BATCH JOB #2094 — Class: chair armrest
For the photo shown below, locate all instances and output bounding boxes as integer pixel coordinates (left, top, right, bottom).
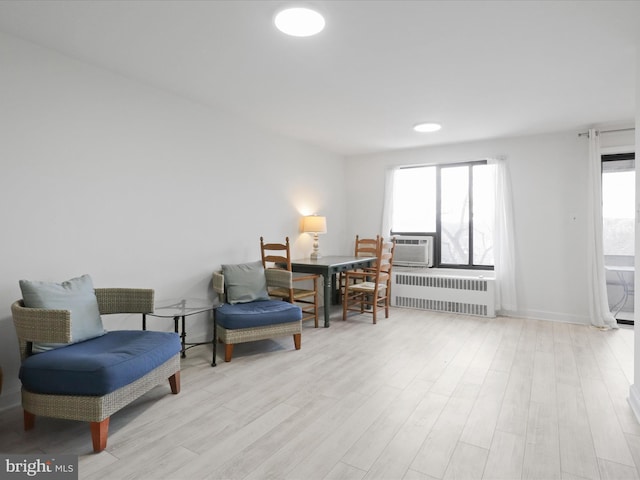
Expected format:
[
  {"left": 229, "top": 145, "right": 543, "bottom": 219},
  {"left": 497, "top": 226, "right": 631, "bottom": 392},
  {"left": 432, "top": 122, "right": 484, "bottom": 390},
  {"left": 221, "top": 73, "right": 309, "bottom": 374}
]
[
  {"left": 12, "top": 301, "right": 72, "bottom": 358},
  {"left": 212, "top": 271, "right": 225, "bottom": 302},
  {"left": 265, "top": 268, "right": 293, "bottom": 289},
  {"left": 95, "top": 288, "right": 154, "bottom": 315}
]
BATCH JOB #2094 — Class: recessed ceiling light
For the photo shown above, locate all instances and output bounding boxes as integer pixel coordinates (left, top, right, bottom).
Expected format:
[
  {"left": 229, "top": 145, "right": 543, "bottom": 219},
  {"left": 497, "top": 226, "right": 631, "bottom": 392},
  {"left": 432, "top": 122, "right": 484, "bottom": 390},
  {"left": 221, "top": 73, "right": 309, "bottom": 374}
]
[
  {"left": 274, "top": 7, "right": 325, "bottom": 37},
  {"left": 413, "top": 122, "right": 442, "bottom": 133}
]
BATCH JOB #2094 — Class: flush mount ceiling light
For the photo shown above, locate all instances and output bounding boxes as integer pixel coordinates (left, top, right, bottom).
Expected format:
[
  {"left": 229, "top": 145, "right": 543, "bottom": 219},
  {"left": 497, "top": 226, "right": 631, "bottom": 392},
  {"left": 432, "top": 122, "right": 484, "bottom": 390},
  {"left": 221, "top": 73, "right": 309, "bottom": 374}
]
[
  {"left": 413, "top": 122, "right": 442, "bottom": 133},
  {"left": 274, "top": 7, "right": 325, "bottom": 37}
]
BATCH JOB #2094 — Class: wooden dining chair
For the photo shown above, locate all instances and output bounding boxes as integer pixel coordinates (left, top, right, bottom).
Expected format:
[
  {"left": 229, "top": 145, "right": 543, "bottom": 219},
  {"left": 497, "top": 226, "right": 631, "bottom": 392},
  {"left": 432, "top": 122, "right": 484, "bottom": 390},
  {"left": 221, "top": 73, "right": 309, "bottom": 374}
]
[
  {"left": 342, "top": 238, "right": 396, "bottom": 324},
  {"left": 260, "top": 237, "right": 321, "bottom": 327},
  {"left": 339, "top": 235, "right": 381, "bottom": 298}
]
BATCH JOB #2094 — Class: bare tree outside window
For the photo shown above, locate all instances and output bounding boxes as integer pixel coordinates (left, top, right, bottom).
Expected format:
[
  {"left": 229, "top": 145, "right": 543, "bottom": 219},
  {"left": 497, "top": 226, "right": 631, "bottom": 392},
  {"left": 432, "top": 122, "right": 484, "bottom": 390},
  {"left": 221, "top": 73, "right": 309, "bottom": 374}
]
[{"left": 441, "top": 166, "right": 469, "bottom": 264}]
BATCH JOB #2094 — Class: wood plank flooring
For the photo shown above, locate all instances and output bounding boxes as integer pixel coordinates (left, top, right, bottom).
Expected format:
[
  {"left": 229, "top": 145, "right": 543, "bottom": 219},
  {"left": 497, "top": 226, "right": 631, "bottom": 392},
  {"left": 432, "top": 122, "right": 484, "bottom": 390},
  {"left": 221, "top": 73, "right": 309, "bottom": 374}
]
[{"left": 0, "top": 307, "right": 639, "bottom": 480}]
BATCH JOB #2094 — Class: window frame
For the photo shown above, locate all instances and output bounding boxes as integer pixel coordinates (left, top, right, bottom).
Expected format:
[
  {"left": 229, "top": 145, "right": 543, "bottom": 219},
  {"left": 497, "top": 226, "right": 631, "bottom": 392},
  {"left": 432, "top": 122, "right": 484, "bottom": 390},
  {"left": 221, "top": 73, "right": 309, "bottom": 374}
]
[
  {"left": 390, "top": 159, "right": 494, "bottom": 270},
  {"left": 601, "top": 152, "right": 635, "bottom": 257},
  {"left": 601, "top": 152, "right": 635, "bottom": 165}
]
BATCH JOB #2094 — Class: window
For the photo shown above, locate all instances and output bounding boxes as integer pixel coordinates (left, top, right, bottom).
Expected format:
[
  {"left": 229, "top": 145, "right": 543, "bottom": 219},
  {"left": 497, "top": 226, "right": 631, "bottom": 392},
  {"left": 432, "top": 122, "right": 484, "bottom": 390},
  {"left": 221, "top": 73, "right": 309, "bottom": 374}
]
[
  {"left": 601, "top": 152, "right": 635, "bottom": 324},
  {"left": 390, "top": 161, "right": 495, "bottom": 269},
  {"left": 602, "top": 153, "right": 635, "bottom": 256}
]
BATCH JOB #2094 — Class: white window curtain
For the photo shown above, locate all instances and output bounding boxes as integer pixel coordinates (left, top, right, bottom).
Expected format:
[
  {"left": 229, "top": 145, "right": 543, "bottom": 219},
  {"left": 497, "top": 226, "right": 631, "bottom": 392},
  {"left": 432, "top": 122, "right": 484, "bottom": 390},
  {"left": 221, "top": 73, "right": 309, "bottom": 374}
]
[
  {"left": 586, "top": 128, "right": 618, "bottom": 329},
  {"left": 489, "top": 157, "right": 518, "bottom": 314},
  {"left": 381, "top": 167, "right": 398, "bottom": 238}
]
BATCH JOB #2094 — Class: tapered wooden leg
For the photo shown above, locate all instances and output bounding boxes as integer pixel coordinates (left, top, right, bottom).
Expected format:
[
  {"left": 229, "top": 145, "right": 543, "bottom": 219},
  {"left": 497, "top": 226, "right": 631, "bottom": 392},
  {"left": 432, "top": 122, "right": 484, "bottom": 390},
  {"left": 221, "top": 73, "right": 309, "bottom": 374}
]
[
  {"left": 314, "top": 296, "right": 319, "bottom": 328},
  {"left": 225, "top": 343, "right": 234, "bottom": 362},
  {"left": 24, "top": 410, "right": 35, "bottom": 430},
  {"left": 169, "top": 371, "right": 180, "bottom": 394},
  {"left": 90, "top": 418, "right": 109, "bottom": 453},
  {"left": 293, "top": 333, "right": 301, "bottom": 350},
  {"left": 343, "top": 291, "right": 348, "bottom": 321}
]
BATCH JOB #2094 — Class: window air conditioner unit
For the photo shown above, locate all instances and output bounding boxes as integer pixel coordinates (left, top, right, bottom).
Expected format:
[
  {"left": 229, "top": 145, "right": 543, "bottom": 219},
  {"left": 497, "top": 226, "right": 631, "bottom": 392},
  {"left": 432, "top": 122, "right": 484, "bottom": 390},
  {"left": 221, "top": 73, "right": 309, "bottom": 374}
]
[{"left": 393, "top": 236, "right": 434, "bottom": 267}]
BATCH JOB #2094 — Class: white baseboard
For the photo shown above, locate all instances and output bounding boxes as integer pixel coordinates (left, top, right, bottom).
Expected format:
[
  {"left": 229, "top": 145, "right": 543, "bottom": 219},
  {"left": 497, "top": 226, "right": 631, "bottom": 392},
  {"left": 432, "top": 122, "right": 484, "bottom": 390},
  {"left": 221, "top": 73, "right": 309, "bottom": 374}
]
[{"left": 501, "top": 308, "right": 589, "bottom": 325}]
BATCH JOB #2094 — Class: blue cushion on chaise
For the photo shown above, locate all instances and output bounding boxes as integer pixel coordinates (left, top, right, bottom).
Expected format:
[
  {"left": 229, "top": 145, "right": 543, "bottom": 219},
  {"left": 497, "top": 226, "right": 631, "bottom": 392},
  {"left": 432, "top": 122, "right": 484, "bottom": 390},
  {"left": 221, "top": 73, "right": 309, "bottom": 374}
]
[
  {"left": 216, "top": 300, "right": 301, "bottom": 329},
  {"left": 20, "top": 330, "right": 181, "bottom": 396}
]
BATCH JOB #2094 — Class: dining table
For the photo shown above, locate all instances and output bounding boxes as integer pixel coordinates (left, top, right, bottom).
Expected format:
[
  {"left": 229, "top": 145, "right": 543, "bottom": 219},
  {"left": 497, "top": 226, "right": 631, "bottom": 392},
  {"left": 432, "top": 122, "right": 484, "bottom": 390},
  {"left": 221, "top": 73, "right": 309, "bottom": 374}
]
[{"left": 288, "top": 255, "right": 376, "bottom": 327}]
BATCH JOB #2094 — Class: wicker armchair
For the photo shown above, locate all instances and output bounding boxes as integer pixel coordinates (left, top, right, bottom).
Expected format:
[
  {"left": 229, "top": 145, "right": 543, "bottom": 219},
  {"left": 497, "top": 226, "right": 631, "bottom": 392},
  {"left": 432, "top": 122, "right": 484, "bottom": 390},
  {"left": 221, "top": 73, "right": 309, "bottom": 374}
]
[
  {"left": 11, "top": 288, "right": 181, "bottom": 453},
  {"left": 213, "top": 268, "right": 302, "bottom": 362}
]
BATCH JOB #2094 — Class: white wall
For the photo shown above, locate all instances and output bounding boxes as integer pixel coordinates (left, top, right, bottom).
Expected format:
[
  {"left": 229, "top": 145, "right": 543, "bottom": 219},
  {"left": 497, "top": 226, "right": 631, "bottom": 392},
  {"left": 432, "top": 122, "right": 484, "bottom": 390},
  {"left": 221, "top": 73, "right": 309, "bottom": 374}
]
[
  {"left": 0, "top": 32, "right": 346, "bottom": 409},
  {"left": 345, "top": 131, "right": 599, "bottom": 324}
]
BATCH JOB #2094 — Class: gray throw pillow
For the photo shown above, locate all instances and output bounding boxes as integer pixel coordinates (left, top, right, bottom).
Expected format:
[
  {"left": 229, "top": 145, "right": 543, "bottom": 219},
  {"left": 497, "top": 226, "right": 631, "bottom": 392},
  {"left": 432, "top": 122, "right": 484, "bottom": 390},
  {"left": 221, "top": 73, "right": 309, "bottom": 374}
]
[
  {"left": 19, "top": 274, "right": 106, "bottom": 352},
  {"left": 221, "top": 261, "right": 271, "bottom": 304}
]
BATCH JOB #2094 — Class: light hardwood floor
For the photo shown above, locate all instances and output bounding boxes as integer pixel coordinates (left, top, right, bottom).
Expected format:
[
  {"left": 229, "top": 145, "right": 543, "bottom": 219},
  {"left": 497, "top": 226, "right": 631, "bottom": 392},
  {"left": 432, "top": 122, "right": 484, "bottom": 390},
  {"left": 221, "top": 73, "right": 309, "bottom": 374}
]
[{"left": 1, "top": 307, "right": 639, "bottom": 480}]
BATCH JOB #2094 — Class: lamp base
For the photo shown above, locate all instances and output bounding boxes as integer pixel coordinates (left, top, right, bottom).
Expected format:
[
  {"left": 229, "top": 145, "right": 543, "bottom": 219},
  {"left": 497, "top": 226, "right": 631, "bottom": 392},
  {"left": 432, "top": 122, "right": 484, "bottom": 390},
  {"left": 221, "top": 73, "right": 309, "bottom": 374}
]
[{"left": 310, "top": 233, "right": 321, "bottom": 260}]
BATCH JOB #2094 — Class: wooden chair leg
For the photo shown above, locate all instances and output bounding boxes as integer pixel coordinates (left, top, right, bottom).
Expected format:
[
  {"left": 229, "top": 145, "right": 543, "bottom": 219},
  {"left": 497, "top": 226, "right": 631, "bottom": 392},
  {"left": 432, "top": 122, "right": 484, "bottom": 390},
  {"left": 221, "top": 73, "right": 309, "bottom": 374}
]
[
  {"left": 169, "top": 371, "right": 180, "bottom": 394},
  {"left": 224, "top": 343, "right": 234, "bottom": 362},
  {"left": 90, "top": 418, "right": 109, "bottom": 453},
  {"left": 342, "top": 291, "right": 348, "bottom": 321},
  {"left": 24, "top": 410, "right": 35, "bottom": 430},
  {"left": 293, "top": 333, "right": 301, "bottom": 350}
]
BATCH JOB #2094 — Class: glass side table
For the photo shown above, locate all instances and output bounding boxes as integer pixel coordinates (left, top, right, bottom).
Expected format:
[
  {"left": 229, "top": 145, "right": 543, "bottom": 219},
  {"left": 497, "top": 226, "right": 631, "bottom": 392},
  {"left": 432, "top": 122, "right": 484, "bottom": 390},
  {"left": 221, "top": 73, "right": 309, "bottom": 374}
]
[{"left": 144, "top": 298, "right": 220, "bottom": 366}]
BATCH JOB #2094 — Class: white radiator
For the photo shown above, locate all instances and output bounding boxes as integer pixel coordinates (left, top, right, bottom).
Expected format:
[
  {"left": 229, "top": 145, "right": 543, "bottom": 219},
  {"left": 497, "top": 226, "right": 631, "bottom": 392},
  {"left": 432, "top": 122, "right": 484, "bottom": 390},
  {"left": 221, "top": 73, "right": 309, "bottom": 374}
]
[{"left": 391, "top": 271, "right": 496, "bottom": 317}]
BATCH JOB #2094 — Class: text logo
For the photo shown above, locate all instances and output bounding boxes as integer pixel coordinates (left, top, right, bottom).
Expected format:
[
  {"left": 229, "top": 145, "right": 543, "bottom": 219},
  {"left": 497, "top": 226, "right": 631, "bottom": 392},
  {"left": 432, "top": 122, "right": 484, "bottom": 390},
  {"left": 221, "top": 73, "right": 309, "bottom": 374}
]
[{"left": 1, "top": 455, "right": 77, "bottom": 480}]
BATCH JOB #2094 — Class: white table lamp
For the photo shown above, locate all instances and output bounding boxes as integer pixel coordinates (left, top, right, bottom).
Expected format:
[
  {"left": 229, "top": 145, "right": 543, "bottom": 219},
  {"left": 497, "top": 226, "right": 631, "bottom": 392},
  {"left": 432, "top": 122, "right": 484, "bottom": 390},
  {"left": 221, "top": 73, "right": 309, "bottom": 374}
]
[{"left": 302, "top": 215, "right": 327, "bottom": 260}]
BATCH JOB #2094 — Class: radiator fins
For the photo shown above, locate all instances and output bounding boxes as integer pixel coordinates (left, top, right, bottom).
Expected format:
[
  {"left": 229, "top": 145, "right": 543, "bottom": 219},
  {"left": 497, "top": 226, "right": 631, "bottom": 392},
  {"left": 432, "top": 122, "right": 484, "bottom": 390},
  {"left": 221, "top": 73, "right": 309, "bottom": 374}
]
[
  {"left": 394, "top": 274, "right": 488, "bottom": 291},
  {"left": 394, "top": 296, "right": 488, "bottom": 316},
  {"left": 391, "top": 273, "right": 495, "bottom": 317}
]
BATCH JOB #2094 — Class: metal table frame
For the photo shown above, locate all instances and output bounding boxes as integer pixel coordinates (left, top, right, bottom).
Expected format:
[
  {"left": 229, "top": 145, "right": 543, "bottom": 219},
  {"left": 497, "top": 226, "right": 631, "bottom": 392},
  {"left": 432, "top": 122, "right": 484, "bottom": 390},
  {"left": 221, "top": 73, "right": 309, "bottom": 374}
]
[{"left": 144, "top": 298, "right": 220, "bottom": 366}]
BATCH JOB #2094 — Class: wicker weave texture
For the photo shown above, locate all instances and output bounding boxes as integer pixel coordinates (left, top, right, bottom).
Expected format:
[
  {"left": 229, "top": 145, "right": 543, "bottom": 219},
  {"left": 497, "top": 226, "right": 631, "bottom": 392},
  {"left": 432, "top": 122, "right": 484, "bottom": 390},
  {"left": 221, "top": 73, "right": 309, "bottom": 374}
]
[
  {"left": 264, "top": 269, "right": 293, "bottom": 289},
  {"left": 213, "top": 269, "right": 294, "bottom": 297},
  {"left": 212, "top": 272, "right": 225, "bottom": 300},
  {"left": 217, "top": 321, "right": 301, "bottom": 345},
  {"left": 95, "top": 288, "right": 154, "bottom": 315},
  {"left": 12, "top": 288, "right": 154, "bottom": 359},
  {"left": 21, "top": 355, "right": 180, "bottom": 422},
  {"left": 11, "top": 301, "right": 72, "bottom": 359}
]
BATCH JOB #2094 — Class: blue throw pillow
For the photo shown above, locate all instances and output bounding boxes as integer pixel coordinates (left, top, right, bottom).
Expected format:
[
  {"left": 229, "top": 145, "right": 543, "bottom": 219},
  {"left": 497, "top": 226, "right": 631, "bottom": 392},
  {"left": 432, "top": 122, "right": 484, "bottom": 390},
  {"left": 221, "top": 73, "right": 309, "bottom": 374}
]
[
  {"left": 19, "top": 274, "right": 106, "bottom": 352},
  {"left": 221, "top": 261, "right": 271, "bottom": 304}
]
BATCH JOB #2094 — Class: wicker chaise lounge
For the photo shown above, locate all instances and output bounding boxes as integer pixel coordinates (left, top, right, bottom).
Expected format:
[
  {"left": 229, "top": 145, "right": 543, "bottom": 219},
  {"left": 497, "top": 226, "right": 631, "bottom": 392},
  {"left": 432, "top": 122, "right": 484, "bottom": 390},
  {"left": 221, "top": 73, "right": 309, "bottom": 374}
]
[{"left": 12, "top": 282, "right": 181, "bottom": 453}]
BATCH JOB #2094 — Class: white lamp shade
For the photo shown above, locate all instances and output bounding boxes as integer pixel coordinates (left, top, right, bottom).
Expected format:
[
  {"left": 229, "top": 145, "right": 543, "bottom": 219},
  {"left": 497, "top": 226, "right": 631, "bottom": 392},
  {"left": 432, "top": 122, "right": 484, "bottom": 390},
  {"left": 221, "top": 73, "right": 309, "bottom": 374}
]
[{"left": 302, "top": 215, "right": 327, "bottom": 234}]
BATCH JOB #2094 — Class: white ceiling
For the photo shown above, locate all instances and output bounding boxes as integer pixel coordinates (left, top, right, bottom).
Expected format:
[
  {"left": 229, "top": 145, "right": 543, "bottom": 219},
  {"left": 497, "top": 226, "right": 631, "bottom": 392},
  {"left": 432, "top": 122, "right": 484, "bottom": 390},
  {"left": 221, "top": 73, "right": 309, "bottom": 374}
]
[{"left": 0, "top": 0, "right": 638, "bottom": 156}]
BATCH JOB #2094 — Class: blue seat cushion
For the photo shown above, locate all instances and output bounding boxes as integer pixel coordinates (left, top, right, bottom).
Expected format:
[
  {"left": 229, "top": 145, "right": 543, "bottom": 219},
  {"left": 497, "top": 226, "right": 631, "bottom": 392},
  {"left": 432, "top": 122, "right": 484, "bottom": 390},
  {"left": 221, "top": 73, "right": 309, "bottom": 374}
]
[
  {"left": 19, "top": 330, "right": 181, "bottom": 396},
  {"left": 216, "top": 300, "right": 301, "bottom": 329}
]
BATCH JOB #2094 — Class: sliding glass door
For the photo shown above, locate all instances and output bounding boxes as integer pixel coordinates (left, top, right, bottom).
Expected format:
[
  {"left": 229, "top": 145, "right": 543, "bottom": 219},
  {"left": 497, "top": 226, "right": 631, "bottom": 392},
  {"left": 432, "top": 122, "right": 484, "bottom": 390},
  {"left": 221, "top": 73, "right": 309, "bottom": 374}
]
[{"left": 602, "top": 153, "right": 635, "bottom": 324}]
